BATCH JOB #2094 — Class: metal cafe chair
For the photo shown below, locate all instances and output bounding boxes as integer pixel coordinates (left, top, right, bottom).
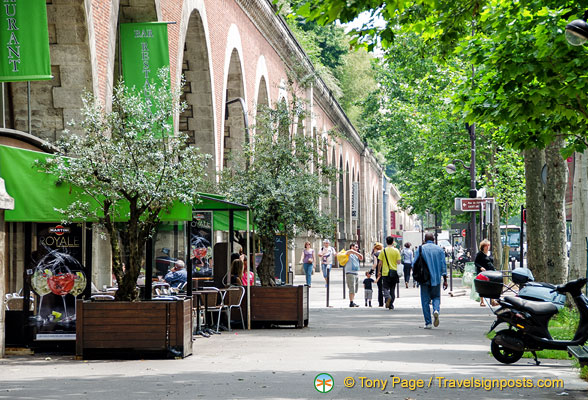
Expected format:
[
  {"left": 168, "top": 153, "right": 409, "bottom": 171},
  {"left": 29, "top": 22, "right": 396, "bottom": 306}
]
[
  {"left": 224, "top": 286, "right": 245, "bottom": 331},
  {"left": 202, "top": 287, "right": 226, "bottom": 333}
]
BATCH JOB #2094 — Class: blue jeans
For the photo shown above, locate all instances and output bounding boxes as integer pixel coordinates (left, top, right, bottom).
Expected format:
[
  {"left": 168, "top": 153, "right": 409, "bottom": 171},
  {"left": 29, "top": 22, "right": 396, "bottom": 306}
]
[
  {"left": 303, "top": 263, "right": 313, "bottom": 286},
  {"left": 420, "top": 284, "right": 441, "bottom": 325},
  {"left": 321, "top": 263, "right": 331, "bottom": 278}
]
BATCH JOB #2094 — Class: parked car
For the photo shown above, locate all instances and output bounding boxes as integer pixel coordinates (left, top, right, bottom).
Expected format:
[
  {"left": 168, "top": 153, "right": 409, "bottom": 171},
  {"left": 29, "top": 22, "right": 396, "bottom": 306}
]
[{"left": 438, "top": 239, "right": 453, "bottom": 255}]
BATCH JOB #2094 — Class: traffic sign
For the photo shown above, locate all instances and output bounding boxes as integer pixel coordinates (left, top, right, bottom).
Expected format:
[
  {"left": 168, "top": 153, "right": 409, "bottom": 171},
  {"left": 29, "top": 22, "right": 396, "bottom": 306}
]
[
  {"left": 461, "top": 229, "right": 466, "bottom": 237},
  {"left": 454, "top": 197, "right": 494, "bottom": 212}
]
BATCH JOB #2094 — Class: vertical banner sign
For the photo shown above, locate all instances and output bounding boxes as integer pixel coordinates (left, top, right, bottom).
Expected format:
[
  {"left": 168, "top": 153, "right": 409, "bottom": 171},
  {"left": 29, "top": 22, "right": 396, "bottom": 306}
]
[
  {"left": 32, "top": 223, "right": 86, "bottom": 340},
  {"left": 390, "top": 211, "right": 396, "bottom": 231},
  {"left": 190, "top": 211, "right": 213, "bottom": 277},
  {"left": 0, "top": 0, "right": 52, "bottom": 81},
  {"left": 119, "top": 22, "right": 170, "bottom": 94},
  {"left": 351, "top": 181, "right": 359, "bottom": 220}
]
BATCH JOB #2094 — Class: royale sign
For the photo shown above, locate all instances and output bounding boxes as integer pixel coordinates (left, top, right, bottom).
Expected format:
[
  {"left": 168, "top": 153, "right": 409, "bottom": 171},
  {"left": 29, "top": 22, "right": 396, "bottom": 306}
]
[{"left": 0, "top": 0, "right": 51, "bottom": 82}]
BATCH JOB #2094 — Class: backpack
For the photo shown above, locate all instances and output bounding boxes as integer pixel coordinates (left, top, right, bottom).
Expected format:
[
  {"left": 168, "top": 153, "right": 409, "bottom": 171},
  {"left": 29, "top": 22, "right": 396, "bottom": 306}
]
[
  {"left": 412, "top": 246, "right": 431, "bottom": 285},
  {"left": 402, "top": 249, "right": 411, "bottom": 263}
]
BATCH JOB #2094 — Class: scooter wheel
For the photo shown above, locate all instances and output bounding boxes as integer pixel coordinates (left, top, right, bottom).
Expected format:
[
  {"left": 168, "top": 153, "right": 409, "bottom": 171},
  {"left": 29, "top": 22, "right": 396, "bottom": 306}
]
[{"left": 491, "top": 333, "right": 524, "bottom": 364}]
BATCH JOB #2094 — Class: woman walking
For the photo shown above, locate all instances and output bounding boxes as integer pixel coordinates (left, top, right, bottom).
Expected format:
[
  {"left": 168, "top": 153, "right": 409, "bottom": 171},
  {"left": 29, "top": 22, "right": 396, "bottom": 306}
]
[
  {"left": 401, "top": 242, "right": 414, "bottom": 288},
  {"left": 474, "top": 239, "right": 496, "bottom": 306},
  {"left": 300, "top": 241, "right": 315, "bottom": 287}
]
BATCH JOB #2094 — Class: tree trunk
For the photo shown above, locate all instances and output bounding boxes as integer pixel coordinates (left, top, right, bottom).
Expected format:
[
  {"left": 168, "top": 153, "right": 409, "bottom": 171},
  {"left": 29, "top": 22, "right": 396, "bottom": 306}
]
[
  {"left": 544, "top": 138, "right": 568, "bottom": 284},
  {"left": 570, "top": 152, "right": 588, "bottom": 280},
  {"left": 524, "top": 147, "right": 547, "bottom": 281},
  {"left": 258, "top": 235, "right": 276, "bottom": 286}
]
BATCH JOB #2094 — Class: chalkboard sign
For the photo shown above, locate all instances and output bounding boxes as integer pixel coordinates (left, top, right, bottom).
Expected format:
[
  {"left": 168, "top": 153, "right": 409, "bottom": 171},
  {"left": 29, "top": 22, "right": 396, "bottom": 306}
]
[{"left": 274, "top": 234, "right": 287, "bottom": 284}]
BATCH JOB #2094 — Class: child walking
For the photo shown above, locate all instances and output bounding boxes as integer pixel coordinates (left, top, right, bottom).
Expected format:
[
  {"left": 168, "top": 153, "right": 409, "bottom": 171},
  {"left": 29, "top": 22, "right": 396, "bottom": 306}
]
[{"left": 363, "top": 271, "right": 375, "bottom": 307}]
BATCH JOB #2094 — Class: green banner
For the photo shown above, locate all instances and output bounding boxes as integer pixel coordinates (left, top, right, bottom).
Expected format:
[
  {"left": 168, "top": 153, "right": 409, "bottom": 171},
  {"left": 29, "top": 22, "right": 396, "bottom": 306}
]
[
  {"left": 120, "top": 22, "right": 170, "bottom": 94},
  {"left": 0, "top": 0, "right": 52, "bottom": 82}
]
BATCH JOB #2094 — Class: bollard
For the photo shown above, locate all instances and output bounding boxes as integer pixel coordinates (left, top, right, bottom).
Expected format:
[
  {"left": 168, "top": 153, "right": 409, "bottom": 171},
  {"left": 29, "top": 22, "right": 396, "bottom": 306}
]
[{"left": 326, "top": 266, "right": 330, "bottom": 307}]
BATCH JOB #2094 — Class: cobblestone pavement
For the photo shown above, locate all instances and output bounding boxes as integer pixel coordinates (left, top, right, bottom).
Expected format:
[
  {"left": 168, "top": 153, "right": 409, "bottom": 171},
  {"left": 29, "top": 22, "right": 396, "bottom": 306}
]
[{"left": 0, "top": 266, "right": 587, "bottom": 399}]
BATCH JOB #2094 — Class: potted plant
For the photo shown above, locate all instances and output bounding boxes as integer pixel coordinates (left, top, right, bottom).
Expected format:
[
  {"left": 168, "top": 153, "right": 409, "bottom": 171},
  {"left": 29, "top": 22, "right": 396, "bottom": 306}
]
[
  {"left": 219, "top": 75, "right": 336, "bottom": 326},
  {"left": 41, "top": 70, "right": 209, "bottom": 357}
]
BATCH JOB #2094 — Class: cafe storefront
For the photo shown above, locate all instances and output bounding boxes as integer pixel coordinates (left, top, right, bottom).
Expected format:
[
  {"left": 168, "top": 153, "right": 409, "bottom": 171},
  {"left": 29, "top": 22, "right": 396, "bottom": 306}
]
[{"left": 0, "top": 133, "right": 253, "bottom": 354}]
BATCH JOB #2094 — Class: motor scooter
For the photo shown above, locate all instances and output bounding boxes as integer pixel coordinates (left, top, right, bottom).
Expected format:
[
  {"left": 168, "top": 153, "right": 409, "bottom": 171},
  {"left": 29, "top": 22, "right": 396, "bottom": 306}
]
[{"left": 476, "top": 276, "right": 588, "bottom": 365}]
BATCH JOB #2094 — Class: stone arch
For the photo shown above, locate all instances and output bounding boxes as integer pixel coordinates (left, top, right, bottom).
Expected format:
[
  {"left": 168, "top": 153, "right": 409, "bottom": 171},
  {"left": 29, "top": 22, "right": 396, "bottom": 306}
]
[
  {"left": 338, "top": 154, "right": 345, "bottom": 240},
  {"left": 221, "top": 25, "right": 246, "bottom": 170},
  {"left": 330, "top": 147, "right": 337, "bottom": 217},
  {"left": 254, "top": 56, "right": 270, "bottom": 110},
  {"left": 179, "top": 6, "right": 216, "bottom": 179},
  {"left": 113, "top": 0, "right": 159, "bottom": 84},
  {"left": 1, "top": 1, "right": 93, "bottom": 142}
]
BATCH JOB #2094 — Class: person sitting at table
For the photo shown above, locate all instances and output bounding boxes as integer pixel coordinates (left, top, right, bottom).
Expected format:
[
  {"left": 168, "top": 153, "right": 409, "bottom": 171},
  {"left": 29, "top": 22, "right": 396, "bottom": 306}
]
[
  {"left": 230, "top": 259, "right": 244, "bottom": 286},
  {"left": 164, "top": 259, "right": 187, "bottom": 288}
]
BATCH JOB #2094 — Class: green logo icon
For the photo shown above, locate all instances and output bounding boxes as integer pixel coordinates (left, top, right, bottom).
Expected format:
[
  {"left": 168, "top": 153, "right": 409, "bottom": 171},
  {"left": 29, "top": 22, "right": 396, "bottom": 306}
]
[{"left": 314, "top": 373, "right": 334, "bottom": 393}]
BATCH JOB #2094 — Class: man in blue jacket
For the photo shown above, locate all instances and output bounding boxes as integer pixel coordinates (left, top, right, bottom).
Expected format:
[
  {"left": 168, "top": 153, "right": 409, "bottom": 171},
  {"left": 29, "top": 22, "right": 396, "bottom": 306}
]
[{"left": 413, "top": 233, "right": 448, "bottom": 329}]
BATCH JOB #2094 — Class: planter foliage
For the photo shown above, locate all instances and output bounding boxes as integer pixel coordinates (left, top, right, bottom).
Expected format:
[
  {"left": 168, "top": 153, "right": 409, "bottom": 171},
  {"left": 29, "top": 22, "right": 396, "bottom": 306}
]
[
  {"left": 40, "top": 70, "right": 210, "bottom": 300},
  {"left": 220, "top": 76, "right": 337, "bottom": 285}
]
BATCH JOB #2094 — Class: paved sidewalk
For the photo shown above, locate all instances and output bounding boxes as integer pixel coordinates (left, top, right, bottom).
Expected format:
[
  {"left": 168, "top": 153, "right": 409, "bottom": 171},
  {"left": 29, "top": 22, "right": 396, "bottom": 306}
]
[{"left": 0, "top": 267, "right": 587, "bottom": 399}]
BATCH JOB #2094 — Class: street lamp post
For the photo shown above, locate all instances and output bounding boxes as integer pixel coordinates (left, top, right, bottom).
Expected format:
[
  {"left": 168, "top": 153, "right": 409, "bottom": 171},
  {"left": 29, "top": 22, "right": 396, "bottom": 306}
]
[
  {"left": 565, "top": 11, "right": 588, "bottom": 46},
  {"left": 445, "top": 123, "right": 477, "bottom": 255}
]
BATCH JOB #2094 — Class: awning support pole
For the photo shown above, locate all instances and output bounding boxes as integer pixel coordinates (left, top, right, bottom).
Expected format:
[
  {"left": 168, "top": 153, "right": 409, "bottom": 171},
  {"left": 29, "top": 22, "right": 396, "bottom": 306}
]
[{"left": 246, "top": 210, "right": 251, "bottom": 330}]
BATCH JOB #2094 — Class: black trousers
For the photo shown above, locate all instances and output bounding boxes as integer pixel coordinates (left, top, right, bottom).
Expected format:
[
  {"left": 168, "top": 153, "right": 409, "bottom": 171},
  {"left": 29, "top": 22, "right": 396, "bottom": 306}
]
[
  {"left": 377, "top": 278, "right": 384, "bottom": 306},
  {"left": 383, "top": 275, "right": 398, "bottom": 306}
]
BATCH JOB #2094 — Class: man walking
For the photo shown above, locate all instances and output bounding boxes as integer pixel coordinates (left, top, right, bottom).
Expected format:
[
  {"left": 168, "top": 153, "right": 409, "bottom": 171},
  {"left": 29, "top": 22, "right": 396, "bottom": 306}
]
[
  {"left": 345, "top": 243, "right": 363, "bottom": 307},
  {"left": 377, "top": 236, "right": 401, "bottom": 310},
  {"left": 318, "top": 239, "right": 336, "bottom": 287},
  {"left": 414, "top": 233, "right": 448, "bottom": 329}
]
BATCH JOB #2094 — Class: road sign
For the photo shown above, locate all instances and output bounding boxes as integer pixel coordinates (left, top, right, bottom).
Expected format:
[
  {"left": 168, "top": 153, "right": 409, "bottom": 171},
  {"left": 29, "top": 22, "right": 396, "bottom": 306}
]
[
  {"left": 461, "top": 229, "right": 466, "bottom": 237},
  {"left": 454, "top": 197, "right": 494, "bottom": 212}
]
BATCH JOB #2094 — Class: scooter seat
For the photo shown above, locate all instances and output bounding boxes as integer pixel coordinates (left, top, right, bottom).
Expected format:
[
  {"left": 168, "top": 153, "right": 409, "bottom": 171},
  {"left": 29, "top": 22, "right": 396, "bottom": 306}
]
[{"left": 503, "top": 296, "right": 559, "bottom": 316}]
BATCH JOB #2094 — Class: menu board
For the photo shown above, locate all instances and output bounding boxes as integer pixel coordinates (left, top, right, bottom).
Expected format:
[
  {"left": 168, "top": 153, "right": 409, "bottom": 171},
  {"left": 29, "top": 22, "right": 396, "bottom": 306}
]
[
  {"left": 31, "top": 223, "right": 86, "bottom": 340},
  {"left": 274, "top": 235, "right": 287, "bottom": 284}
]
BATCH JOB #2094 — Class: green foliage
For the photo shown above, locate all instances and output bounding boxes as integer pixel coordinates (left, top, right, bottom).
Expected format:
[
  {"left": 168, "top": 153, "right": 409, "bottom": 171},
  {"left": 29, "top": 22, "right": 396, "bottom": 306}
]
[
  {"left": 218, "top": 82, "right": 337, "bottom": 285},
  {"left": 522, "top": 306, "right": 579, "bottom": 360},
  {"left": 297, "top": 0, "right": 588, "bottom": 153},
  {"left": 284, "top": 1, "right": 378, "bottom": 126},
  {"left": 40, "top": 71, "right": 210, "bottom": 300}
]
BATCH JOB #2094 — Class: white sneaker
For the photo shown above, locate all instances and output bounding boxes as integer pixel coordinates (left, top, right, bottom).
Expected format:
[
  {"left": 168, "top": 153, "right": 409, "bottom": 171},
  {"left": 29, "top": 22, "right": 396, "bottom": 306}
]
[
  {"left": 422, "top": 324, "right": 432, "bottom": 329},
  {"left": 433, "top": 311, "right": 440, "bottom": 327}
]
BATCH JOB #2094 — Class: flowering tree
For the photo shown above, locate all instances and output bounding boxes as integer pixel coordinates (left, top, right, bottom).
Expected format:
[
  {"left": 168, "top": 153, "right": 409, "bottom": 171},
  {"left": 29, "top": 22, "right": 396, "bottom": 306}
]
[{"left": 40, "top": 71, "right": 210, "bottom": 300}]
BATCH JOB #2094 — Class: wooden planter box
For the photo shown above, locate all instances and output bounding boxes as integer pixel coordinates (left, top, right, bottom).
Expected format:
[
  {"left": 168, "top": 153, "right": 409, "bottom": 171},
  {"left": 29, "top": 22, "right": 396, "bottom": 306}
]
[
  {"left": 249, "top": 285, "right": 308, "bottom": 328},
  {"left": 76, "top": 298, "right": 192, "bottom": 359}
]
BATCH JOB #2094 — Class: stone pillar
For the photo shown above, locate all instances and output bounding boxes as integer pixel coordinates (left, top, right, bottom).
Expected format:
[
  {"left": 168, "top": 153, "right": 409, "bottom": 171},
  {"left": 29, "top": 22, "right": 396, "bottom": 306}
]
[{"left": 0, "top": 177, "right": 15, "bottom": 358}]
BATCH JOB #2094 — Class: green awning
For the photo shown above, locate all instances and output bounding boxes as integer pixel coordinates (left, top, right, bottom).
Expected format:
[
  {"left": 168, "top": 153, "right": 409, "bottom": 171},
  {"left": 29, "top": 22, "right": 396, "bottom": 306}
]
[
  {"left": 0, "top": 144, "right": 191, "bottom": 222},
  {"left": 213, "top": 210, "right": 250, "bottom": 231}
]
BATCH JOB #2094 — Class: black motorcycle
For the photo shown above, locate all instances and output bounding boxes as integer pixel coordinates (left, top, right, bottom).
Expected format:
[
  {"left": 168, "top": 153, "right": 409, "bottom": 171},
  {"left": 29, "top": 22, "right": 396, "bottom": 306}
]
[
  {"left": 476, "top": 276, "right": 588, "bottom": 365},
  {"left": 453, "top": 250, "right": 471, "bottom": 273}
]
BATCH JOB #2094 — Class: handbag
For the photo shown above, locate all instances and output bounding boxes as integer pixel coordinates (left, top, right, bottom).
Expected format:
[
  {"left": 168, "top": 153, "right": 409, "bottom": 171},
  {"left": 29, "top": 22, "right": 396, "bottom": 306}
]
[{"left": 413, "top": 245, "right": 431, "bottom": 285}]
